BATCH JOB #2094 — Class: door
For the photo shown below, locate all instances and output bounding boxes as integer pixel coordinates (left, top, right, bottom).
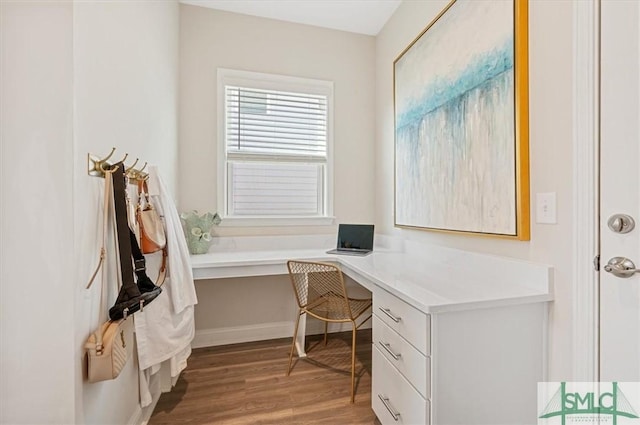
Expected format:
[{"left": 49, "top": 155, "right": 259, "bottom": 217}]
[{"left": 600, "top": 0, "right": 640, "bottom": 381}]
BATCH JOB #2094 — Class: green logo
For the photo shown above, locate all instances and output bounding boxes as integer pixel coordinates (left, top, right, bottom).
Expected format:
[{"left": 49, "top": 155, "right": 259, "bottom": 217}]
[{"left": 539, "top": 382, "right": 639, "bottom": 425}]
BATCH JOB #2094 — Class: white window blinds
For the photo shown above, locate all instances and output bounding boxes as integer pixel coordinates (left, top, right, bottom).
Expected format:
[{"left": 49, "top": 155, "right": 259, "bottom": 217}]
[
  {"left": 220, "top": 71, "right": 332, "bottom": 219},
  {"left": 225, "top": 86, "right": 328, "bottom": 160},
  {"left": 227, "top": 161, "right": 322, "bottom": 216}
]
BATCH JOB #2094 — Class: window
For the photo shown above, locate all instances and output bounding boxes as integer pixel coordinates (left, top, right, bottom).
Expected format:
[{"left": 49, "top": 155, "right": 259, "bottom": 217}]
[{"left": 217, "top": 69, "right": 334, "bottom": 226}]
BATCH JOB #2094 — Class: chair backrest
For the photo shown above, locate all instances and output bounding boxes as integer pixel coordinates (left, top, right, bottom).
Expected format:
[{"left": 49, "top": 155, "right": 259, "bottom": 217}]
[{"left": 287, "top": 260, "right": 352, "bottom": 320}]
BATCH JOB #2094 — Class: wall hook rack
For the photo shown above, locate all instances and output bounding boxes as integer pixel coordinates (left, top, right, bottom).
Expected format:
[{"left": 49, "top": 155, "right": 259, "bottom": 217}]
[{"left": 88, "top": 148, "right": 149, "bottom": 181}]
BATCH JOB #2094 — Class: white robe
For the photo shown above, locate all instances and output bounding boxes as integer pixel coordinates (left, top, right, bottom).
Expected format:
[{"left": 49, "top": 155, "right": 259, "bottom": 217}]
[{"left": 133, "top": 166, "right": 197, "bottom": 407}]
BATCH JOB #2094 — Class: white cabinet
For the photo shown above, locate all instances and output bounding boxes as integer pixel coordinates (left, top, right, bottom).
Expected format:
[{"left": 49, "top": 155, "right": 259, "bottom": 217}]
[
  {"left": 372, "top": 347, "right": 429, "bottom": 425},
  {"left": 373, "top": 286, "right": 430, "bottom": 355},
  {"left": 372, "top": 288, "right": 431, "bottom": 424},
  {"left": 373, "top": 316, "right": 430, "bottom": 398},
  {"left": 371, "top": 287, "right": 547, "bottom": 425}
]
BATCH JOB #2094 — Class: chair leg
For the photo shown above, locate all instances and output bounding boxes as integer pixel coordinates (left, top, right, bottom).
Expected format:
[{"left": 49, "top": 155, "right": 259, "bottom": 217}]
[
  {"left": 323, "top": 321, "right": 328, "bottom": 346},
  {"left": 287, "top": 311, "right": 302, "bottom": 376},
  {"left": 350, "top": 322, "right": 357, "bottom": 403}
]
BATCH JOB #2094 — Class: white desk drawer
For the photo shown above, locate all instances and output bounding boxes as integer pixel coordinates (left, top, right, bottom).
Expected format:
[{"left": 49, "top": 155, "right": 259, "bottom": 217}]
[
  {"left": 374, "top": 288, "right": 430, "bottom": 355},
  {"left": 372, "top": 346, "right": 429, "bottom": 425},
  {"left": 373, "top": 315, "right": 430, "bottom": 399}
]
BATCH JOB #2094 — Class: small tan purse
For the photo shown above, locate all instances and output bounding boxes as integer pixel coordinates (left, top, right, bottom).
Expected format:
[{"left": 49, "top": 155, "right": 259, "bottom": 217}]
[
  {"left": 84, "top": 169, "right": 133, "bottom": 383},
  {"left": 137, "top": 179, "right": 166, "bottom": 254},
  {"left": 85, "top": 318, "right": 133, "bottom": 382}
]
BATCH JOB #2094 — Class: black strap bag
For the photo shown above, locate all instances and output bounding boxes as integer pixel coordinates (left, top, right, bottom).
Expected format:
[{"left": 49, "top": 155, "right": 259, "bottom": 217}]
[{"left": 109, "top": 163, "right": 162, "bottom": 321}]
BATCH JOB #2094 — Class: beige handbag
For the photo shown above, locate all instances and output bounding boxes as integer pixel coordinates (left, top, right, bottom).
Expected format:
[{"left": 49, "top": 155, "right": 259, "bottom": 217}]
[
  {"left": 84, "top": 169, "right": 133, "bottom": 383},
  {"left": 85, "top": 318, "right": 133, "bottom": 382},
  {"left": 137, "top": 179, "right": 166, "bottom": 254}
]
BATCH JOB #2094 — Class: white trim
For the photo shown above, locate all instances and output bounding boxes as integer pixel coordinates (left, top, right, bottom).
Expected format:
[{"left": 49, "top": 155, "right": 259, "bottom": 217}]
[
  {"left": 127, "top": 406, "right": 144, "bottom": 425},
  {"left": 218, "top": 68, "right": 334, "bottom": 95},
  {"left": 324, "top": 81, "right": 335, "bottom": 220},
  {"left": 219, "top": 215, "right": 335, "bottom": 227},
  {"left": 217, "top": 70, "right": 226, "bottom": 219},
  {"left": 216, "top": 68, "right": 334, "bottom": 223},
  {"left": 192, "top": 320, "right": 371, "bottom": 349},
  {"left": 192, "top": 321, "right": 294, "bottom": 348},
  {"left": 572, "top": 0, "right": 600, "bottom": 382},
  {"left": 136, "top": 394, "right": 161, "bottom": 425}
]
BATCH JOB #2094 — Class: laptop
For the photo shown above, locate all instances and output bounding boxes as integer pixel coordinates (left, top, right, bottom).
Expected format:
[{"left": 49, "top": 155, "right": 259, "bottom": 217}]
[{"left": 326, "top": 224, "right": 374, "bottom": 256}]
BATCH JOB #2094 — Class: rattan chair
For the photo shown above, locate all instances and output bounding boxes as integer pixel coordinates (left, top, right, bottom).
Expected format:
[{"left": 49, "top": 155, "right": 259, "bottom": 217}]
[{"left": 286, "top": 260, "right": 372, "bottom": 403}]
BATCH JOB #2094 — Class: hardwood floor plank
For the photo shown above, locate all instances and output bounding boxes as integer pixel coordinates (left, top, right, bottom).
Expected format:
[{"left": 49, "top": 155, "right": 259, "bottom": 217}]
[{"left": 150, "top": 330, "right": 379, "bottom": 425}]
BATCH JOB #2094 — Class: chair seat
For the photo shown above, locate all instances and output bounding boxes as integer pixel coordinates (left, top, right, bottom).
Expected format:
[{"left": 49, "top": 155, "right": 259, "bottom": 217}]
[
  {"left": 286, "top": 260, "right": 373, "bottom": 403},
  {"left": 306, "top": 296, "right": 372, "bottom": 322}
]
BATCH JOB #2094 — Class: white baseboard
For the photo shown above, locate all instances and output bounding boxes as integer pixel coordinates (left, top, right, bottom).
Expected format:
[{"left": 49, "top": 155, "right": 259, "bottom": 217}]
[
  {"left": 134, "top": 363, "right": 167, "bottom": 425},
  {"left": 192, "top": 321, "right": 294, "bottom": 348},
  {"left": 192, "top": 319, "right": 371, "bottom": 349},
  {"left": 136, "top": 392, "right": 161, "bottom": 425},
  {"left": 128, "top": 406, "right": 143, "bottom": 425}
]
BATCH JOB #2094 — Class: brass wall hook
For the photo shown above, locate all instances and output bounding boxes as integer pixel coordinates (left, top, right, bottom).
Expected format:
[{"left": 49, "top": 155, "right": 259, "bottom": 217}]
[
  {"left": 101, "top": 147, "right": 116, "bottom": 163},
  {"left": 137, "top": 162, "right": 149, "bottom": 181},
  {"left": 88, "top": 149, "right": 151, "bottom": 184},
  {"left": 125, "top": 158, "right": 140, "bottom": 179},
  {"left": 117, "top": 152, "right": 129, "bottom": 165},
  {"left": 88, "top": 147, "right": 117, "bottom": 177}
]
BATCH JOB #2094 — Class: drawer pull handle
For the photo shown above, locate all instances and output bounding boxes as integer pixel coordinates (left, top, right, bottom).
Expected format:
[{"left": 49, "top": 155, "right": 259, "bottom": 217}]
[
  {"left": 379, "top": 307, "right": 401, "bottom": 323},
  {"left": 379, "top": 341, "right": 402, "bottom": 360},
  {"left": 378, "top": 394, "right": 401, "bottom": 421}
]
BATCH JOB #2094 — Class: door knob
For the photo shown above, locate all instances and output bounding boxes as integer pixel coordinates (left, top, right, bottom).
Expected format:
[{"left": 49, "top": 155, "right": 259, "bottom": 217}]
[{"left": 603, "top": 256, "right": 640, "bottom": 278}]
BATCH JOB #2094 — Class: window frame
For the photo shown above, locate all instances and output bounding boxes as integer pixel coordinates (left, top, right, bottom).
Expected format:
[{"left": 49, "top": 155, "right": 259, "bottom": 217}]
[{"left": 217, "top": 68, "right": 335, "bottom": 227}]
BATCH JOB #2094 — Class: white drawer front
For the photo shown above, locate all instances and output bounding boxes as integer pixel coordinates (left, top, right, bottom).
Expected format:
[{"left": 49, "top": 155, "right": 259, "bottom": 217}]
[
  {"left": 374, "top": 288, "right": 430, "bottom": 355},
  {"left": 373, "top": 315, "right": 430, "bottom": 399},
  {"left": 372, "top": 347, "right": 429, "bottom": 425}
]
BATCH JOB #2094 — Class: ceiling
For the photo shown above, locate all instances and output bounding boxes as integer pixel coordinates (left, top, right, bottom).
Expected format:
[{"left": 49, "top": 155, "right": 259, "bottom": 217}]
[{"left": 179, "top": 0, "right": 402, "bottom": 36}]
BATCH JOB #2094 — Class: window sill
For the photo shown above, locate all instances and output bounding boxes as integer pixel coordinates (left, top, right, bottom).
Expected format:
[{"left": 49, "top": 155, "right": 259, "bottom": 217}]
[{"left": 219, "top": 216, "right": 335, "bottom": 227}]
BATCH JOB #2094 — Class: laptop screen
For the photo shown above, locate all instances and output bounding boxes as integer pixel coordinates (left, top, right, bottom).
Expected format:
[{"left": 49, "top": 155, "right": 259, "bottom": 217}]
[{"left": 336, "top": 224, "right": 374, "bottom": 251}]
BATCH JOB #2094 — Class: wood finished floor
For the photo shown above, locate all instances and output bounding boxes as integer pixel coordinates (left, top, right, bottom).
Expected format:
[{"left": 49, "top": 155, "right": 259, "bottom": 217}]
[{"left": 150, "top": 330, "right": 380, "bottom": 425}]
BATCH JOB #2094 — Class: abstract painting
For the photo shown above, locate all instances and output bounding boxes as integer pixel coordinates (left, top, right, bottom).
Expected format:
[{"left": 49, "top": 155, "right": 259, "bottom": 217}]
[{"left": 394, "top": 0, "right": 529, "bottom": 239}]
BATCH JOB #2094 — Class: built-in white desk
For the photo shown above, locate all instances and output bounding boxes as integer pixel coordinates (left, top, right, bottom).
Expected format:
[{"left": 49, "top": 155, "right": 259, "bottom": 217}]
[{"left": 190, "top": 235, "right": 553, "bottom": 425}]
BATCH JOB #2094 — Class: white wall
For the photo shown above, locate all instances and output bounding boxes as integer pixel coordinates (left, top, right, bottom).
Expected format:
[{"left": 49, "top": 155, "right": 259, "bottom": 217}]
[
  {"left": 375, "top": 0, "right": 574, "bottom": 380},
  {"left": 180, "top": 3, "right": 576, "bottom": 380},
  {"left": 178, "top": 5, "right": 377, "bottom": 342},
  {"left": 1, "top": 1, "right": 179, "bottom": 423},
  {"left": 73, "top": 2, "right": 179, "bottom": 423},
  {"left": 193, "top": 274, "right": 371, "bottom": 348},
  {"left": 178, "top": 4, "right": 376, "bottom": 236},
  {"left": 1, "top": 2, "right": 75, "bottom": 423},
  {"left": 1, "top": 2, "right": 578, "bottom": 421}
]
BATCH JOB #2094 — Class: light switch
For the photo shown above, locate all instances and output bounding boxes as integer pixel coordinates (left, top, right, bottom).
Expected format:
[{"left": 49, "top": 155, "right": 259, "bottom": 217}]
[{"left": 536, "top": 192, "right": 557, "bottom": 224}]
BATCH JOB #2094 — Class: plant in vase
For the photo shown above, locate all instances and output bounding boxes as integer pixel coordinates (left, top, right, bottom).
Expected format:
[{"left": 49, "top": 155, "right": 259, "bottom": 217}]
[{"left": 180, "top": 210, "right": 222, "bottom": 254}]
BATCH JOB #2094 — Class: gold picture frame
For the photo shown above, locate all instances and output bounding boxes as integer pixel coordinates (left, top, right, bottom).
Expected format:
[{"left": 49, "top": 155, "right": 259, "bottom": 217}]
[{"left": 394, "top": 0, "right": 529, "bottom": 240}]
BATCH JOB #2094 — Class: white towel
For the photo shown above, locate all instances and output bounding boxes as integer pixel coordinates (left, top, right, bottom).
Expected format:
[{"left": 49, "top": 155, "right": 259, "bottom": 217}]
[
  {"left": 147, "top": 166, "right": 198, "bottom": 313},
  {"left": 134, "top": 165, "right": 198, "bottom": 406},
  {"left": 134, "top": 288, "right": 195, "bottom": 371}
]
